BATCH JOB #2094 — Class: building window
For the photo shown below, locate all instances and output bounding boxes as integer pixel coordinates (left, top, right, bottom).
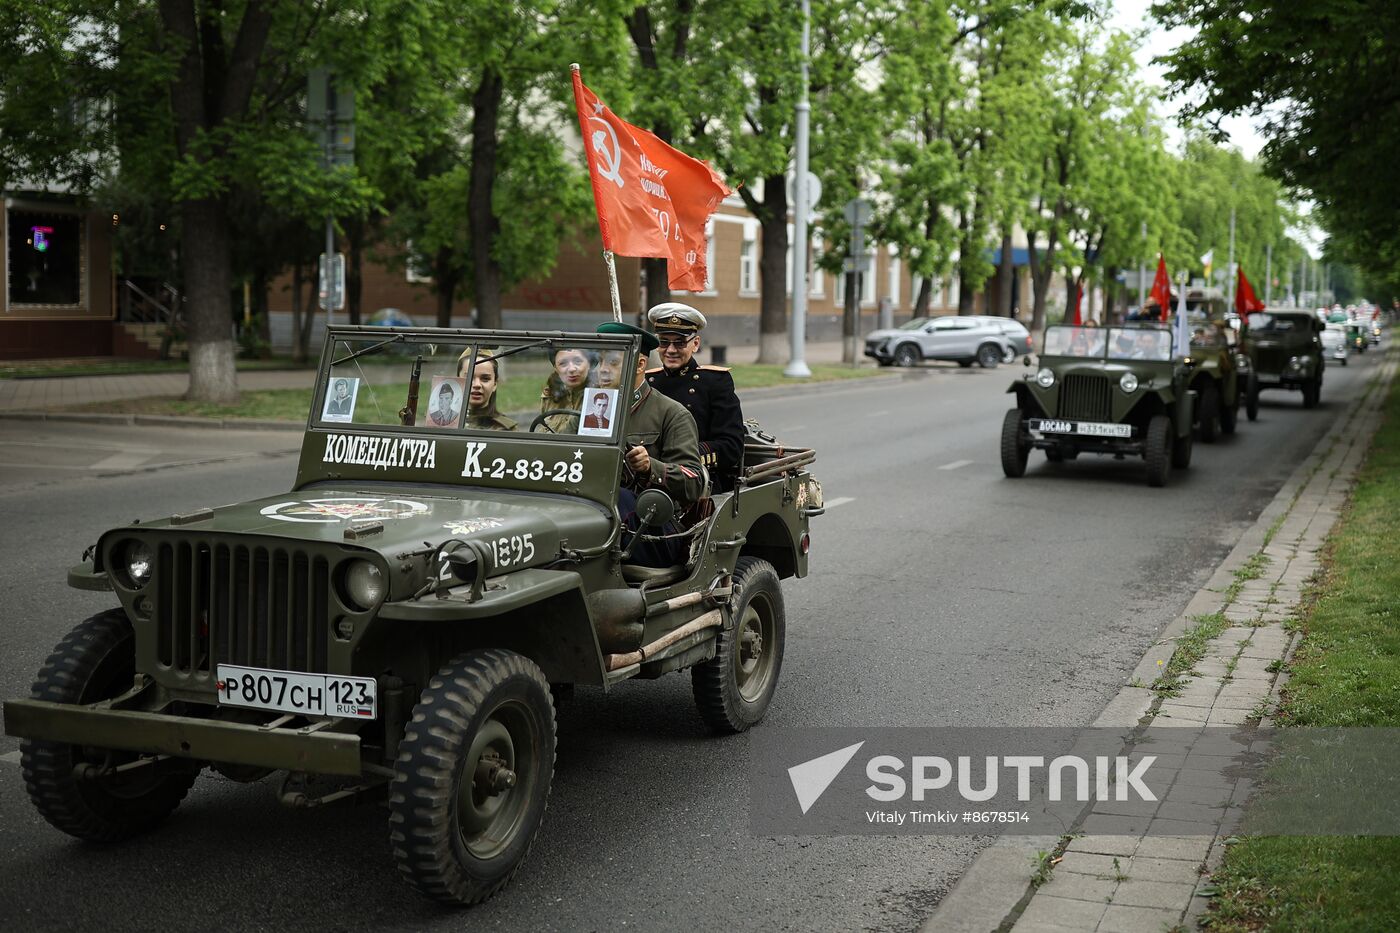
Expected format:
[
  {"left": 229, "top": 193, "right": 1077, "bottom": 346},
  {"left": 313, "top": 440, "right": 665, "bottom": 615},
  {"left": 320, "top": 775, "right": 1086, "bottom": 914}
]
[
  {"left": 887, "top": 252, "right": 901, "bottom": 307},
  {"left": 404, "top": 239, "right": 431, "bottom": 284},
  {"left": 808, "top": 232, "right": 825, "bottom": 297},
  {"left": 739, "top": 233, "right": 757, "bottom": 294},
  {"left": 862, "top": 254, "right": 877, "bottom": 305},
  {"left": 7, "top": 209, "right": 84, "bottom": 308}
]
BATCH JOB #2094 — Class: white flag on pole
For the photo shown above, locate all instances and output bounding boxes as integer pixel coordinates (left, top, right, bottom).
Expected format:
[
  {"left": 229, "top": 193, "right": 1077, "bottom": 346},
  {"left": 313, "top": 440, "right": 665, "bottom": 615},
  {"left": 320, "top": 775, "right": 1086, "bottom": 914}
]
[{"left": 1175, "top": 275, "right": 1190, "bottom": 359}]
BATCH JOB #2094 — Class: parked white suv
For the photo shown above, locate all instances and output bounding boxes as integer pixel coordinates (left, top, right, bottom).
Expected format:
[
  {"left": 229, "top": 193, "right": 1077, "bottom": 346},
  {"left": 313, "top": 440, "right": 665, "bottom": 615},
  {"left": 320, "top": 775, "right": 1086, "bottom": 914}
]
[{"left": 864, "top": 315, "right": 1032, "bottom": 369}]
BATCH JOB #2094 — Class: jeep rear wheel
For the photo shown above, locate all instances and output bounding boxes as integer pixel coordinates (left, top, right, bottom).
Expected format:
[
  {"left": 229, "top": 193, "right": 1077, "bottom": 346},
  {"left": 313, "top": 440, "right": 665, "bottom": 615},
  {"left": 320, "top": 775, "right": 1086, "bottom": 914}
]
[
  {"left": 1246, "top": 375, "right": 1260, "bottom": 422},
  {"left": 1000, "top": 408, "right": 1030, "bottom": 478},
  {"left": 389, "top": 648, "right": 555, "bottom": 906},
  {"left": 1302, "top": 376, "right": 1320, "bottom": 409},
  {"left": 1172, "top": 421, "right": 1194, "bottom": 468},
  {"left": 1197, "top": 382, "right": 1219, "bottom": 442},
  {"left": 1145, "top": 415, "right": 1172, "bottom": 487},
  {"left": 692, "top": 557, "right": 785, "bottom": 734},
  {"left": 1220, "top": 383, "right": 1239, "bottom": 435},
  {"left": 20, "top": 609, "right": 198, "bottom": 842},
  {"left": 976, "top": 343, "right": 1001, "bottom": 368},
  {"left": 893, "top": 343, "right": 920, "bottom": 367}
]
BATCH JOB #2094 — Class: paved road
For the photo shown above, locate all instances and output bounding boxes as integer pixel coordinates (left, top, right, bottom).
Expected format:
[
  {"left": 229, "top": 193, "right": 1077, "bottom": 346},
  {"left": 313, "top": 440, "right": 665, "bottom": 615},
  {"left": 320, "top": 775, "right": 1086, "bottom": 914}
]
[{"left": 0, "top": 354, "right": 1381, "bottom": 932}]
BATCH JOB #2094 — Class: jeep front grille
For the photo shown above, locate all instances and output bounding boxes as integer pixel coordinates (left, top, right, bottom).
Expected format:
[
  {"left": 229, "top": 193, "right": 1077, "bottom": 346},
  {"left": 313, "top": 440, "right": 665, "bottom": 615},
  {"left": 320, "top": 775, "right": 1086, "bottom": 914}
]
[
  {"left": 1252, "top": 347, "right": 1288, "bottom": 373},
  {"left": 154, "top": 540, "right": 331, "bottom": 675},
  {"left": 1059, "top": 374, "right": 1112, "bottom": 422}
]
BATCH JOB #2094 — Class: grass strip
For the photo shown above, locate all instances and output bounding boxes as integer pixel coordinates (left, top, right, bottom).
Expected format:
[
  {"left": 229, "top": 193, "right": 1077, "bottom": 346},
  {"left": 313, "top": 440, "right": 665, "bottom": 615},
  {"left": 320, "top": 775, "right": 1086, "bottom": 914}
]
[
  {"left": 1152, "top": 612, "right": 1229, "bottom": 697},
  {"left": 59, "top": 363, "right": 887, "bottom": 422},
  {"left": 1204, "top": 371, "right": 1400, "bottom": 932}
]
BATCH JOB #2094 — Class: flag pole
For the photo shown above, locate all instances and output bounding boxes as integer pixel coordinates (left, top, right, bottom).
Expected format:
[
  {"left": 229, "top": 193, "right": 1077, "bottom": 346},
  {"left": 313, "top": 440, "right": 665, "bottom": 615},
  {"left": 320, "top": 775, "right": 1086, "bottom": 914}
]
[{"left": 603, "top": 249, "right": 623, "bottom": 323}]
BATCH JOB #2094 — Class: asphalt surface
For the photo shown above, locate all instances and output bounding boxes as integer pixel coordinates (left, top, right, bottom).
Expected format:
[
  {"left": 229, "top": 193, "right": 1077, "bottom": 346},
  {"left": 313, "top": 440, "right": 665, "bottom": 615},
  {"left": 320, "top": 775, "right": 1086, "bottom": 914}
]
[{"left": 0, "top": 352, "right": 1381, "bottom": 932}]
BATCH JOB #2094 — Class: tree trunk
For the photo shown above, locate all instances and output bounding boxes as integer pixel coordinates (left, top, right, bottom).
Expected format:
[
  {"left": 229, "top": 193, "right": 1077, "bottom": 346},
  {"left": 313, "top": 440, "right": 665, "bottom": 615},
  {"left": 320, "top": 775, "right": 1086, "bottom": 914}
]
[
  {"left": 997, "top": 231, "right": 1014, "bottom": 317},
  {"left": 642, "top": 257, "right": 670, "bottom": 314},
  {"left": 347, "top": 218, "right": 364, "bottom": 326},
  {"left": 957, "top": 210, "right": 977, "bottom": 315},
  {"left": 434, "top": 247, "right": 457, "bottom": 328},
  {"left": 469, "top": 68, "right": 504, "bottom": 329},
  {"left": 914, "top": 276, "right": 931, "bottom": 317},
  {"left": 290, "top": 262, "right": 305, "bottom": 363},
  {"left": 178, "top": 197, "right": 238, "bottom": 401},
  {"left": 756, "top": 173, "right": 789, "bottom": 364},
  {"left": 299, "top": 263, "right": 318, "bottom": 356}
]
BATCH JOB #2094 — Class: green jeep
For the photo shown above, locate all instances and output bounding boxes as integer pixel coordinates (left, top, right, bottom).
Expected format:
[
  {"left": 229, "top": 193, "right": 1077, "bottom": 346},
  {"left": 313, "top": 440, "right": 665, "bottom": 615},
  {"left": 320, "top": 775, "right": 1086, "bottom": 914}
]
[
  {"left": 3, "top": 326, "right": 820, "bottom": 906},
  {"left": 1001, "top": 324, "right": 1195, "bottom": 487},
  {"left": 1184, "top": 316, "right": 1245, "bottom": 441},
  {"left": 1243, "top": 310, "right": 1326, "bottom": 409}
]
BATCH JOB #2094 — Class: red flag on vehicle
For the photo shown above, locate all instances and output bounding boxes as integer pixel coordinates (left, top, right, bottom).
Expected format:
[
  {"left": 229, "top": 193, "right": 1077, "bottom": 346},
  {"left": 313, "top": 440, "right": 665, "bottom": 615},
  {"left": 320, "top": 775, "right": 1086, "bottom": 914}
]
[
  {"left": 1070, "top": 283, "right": 1083, "bottom": 326},
  {"left": 1150, "top": 254, "right": 1172, "bottom": 322},
  {"left": 571, "top": 68, "right": 731, "bottom": 291},
  {"left": 1236, "top": 266, "right": 1266, "bottom": 315}
]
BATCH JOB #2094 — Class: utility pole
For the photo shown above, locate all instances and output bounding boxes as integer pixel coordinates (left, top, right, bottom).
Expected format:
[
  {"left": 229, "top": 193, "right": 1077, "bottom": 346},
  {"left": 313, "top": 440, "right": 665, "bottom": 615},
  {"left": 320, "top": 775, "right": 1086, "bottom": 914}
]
[
  {"left": 1265, "top": 242, "right": 1272, "bottom": 307},
  {"left": 1226, "top": 206, "right": 1236, "bottom": 308},
  {"left": 784, "top": 0, "right": 813, "bottom": 379},
  {"left": 1137, "top": 221, "right": 1147, "bottom": 311}
]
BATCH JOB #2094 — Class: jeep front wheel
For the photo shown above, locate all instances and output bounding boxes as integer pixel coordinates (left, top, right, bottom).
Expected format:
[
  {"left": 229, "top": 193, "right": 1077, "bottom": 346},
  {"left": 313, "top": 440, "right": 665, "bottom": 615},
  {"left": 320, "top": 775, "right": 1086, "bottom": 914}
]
[
  {"left": 1197, "top": 382, "right": 1219, "bottom": 442},
  {"left": 1302, "top": 376, "right": 1321, "bottom": 409},
  {"left": 20, "top": 609, "right": 199, "bottom": 842},
  {"left": 1245, "top": 375, "right": 1260, "bottom": 422},
  {"left": 389, "top": 648, "right": 555, "bottom": 906},
  {"left": 1000, "top": 408, "right": 1030, "bottom": 477},
  {"left": 1145, "top": 415, "right": 1172, "bottom": 487},
  {"left": 693, "top": 557, "right": 786, "bottom": 734}
]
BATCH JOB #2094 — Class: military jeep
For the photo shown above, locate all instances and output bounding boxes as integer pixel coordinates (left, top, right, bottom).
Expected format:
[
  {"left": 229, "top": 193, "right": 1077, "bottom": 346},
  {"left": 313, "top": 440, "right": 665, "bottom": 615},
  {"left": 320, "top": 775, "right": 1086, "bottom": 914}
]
[
  {"left": 3, "top": 326, "right": 820, "bottom": 906},
  {"left": 1001, "top": 324, "right": 1195, "bottom": 487},
  {"left": 1243, "top": 310, "right": 1326, "bottom": 409},
  {"left": 1183, "top": 316, "right": 1245, "bottom": 441}
]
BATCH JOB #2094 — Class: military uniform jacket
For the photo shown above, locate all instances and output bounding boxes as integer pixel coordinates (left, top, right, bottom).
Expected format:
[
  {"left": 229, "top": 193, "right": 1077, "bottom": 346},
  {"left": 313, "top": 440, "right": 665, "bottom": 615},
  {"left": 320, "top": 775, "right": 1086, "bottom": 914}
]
[
  {"left": 647, "top": 360, "right": 745, "bottom": 486},
  {"left": 624, "top": 384, "right": 703, "bottom": 504}
]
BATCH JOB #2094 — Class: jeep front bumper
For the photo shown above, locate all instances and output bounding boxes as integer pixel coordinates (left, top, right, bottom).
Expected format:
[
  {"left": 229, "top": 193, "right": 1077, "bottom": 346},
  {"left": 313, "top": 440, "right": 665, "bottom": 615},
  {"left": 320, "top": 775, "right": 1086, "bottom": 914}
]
[{"left": 4, "top": 699, "right": 364, "bottom": 776}]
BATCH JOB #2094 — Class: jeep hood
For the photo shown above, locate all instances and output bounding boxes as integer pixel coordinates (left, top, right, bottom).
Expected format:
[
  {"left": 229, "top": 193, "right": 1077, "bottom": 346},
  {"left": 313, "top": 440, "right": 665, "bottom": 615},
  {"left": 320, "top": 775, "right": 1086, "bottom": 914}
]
[{"left": 108, "top": 484, "right": 612, "bottom": 562}]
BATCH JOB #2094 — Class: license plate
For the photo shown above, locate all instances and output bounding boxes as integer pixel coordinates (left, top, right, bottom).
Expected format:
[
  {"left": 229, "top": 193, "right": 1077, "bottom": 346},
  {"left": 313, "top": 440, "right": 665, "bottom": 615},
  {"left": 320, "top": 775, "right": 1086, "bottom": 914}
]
[
  {"left": 1030, "top": 419, "right": 1131, "bottom": 439},
  {"left": 216, "top": 664, "right": 377, "bottom": 719}
]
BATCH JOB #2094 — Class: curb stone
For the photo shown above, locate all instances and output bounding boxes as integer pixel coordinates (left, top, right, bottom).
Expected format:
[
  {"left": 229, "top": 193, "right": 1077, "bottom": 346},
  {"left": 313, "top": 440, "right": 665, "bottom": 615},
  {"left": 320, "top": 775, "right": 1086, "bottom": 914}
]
[{"left": 920, "top": 353, "right": 1396, "bottom": 933}]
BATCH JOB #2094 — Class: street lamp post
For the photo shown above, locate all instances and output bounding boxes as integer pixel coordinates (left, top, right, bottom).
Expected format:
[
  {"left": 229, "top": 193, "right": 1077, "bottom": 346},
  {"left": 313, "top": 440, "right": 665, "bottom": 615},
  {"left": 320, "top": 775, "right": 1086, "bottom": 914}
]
[{"left": 784, "top": 0, "right": 813, "bottom": 379}]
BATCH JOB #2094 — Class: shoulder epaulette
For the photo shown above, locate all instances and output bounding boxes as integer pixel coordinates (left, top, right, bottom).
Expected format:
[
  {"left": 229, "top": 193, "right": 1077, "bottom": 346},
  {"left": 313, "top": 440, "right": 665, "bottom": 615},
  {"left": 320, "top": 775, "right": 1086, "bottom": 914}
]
[
  {"left": 645, "top": 367, "right": 664, "bottom": 374},
  {"left": 698, "top": 365, "right": 732, "bottom": 372}
]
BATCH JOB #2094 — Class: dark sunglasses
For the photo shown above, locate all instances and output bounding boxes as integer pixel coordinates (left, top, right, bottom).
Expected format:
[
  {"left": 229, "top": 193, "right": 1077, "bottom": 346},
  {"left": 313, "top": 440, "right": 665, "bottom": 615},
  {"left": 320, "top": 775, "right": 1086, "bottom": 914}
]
[{"left": 657, "top": 335, "right": 695, "bottom": 348}]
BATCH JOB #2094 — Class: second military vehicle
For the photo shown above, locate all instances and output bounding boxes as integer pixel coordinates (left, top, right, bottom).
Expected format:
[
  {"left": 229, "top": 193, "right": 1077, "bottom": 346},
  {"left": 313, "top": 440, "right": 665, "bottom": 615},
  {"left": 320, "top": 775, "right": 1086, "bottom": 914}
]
[
  {"left": 1243, "top": 310, "right": 1326, "bottom": 409},
  {"left": 1001, "top": 324, "right": 1196, "bottom": 487}
]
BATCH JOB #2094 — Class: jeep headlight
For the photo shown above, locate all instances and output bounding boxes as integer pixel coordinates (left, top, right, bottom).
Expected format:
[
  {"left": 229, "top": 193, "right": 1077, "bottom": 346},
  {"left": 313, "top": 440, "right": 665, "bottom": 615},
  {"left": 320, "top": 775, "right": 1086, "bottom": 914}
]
[
  {"left": 1288, "top": 355, "right": 1304, "bottom": 370},
  {"left": 1119, "top": 372, "right": 1139, "bottom": 393},
  {"left": 342, "top": 560, "right": 385, "bottom": 610},
  {"left": 1036, "top": 367, "right": 1055, "bottom": 388},
  {"left": 125, "top": 540, "right": 154, "bottom": 586}
]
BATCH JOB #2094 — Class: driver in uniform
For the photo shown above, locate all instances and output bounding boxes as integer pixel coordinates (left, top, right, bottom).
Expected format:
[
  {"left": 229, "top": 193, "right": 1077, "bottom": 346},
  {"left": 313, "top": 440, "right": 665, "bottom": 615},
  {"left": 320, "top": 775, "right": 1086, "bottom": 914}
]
[{"left": 596, "top": 322, "right": 703, "bottom": 566}]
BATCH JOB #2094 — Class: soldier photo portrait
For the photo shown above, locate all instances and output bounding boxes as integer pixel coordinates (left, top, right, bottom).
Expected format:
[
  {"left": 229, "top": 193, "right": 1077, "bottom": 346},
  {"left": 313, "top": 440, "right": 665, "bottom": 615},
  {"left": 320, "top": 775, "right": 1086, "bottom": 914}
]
[
  {"left": 322, "top": 376, "right": 359, "bottom": 422},
  {"left": 426, "top": 376, "right": 465, "bottom": 428}
]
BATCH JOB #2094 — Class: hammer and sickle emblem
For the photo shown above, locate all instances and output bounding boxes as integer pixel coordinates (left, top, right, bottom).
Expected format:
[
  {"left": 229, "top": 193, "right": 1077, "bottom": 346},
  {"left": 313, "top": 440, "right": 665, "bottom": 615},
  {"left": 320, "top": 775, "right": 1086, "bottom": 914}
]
[{"left": 588, "top": 116, "right": 625, "bottom": 188}]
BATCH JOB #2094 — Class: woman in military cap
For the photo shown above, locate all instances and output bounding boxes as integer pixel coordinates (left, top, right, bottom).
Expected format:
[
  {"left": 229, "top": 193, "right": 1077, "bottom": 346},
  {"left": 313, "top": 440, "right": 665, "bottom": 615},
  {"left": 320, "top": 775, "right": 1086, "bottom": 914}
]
[{"left": 458, "top": 348, "right": 518, "bottom": 431}]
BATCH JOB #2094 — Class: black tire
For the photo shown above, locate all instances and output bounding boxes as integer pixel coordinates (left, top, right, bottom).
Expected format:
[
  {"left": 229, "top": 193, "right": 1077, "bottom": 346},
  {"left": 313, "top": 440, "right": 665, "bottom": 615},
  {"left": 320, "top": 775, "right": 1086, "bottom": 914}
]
[
  {"left": 1000, "top": 408, "right": 1030, "bottom": 478},
  {"left": 389, "top": 649, "right": 555, "bottom": 906},
  {"left": 20, "top": 609, "right": 198, "bottom": 842},
  {"left": 1197, "top": 382, "right": 1219, "bottom": 443},
  {"left": 893, "top": 343, "right": 920, "bottom": 367},
  {"left": 1342, "top": 357, "right": 1348, "bottom": 366},
  {"left": 1302, "top": 377, "right": 1320, "bottom": 409},
  {"left": 1220, "top": 381, "right": 1238, "bottom": 435},
  {"left": 1172, "top": 421, "right": 1194, "bottom": 468},
  {"left": 976, "top": 343, "right": 1001, "bottom": 368},
  {"left": 1145, "top": 414, "right": 1172, "bottom": 487},
  {"left": 1246, "top": 376, "right": 1260, "bottom": 422},
  {"left": 692, "top": 557, "right": 786, "bottom": 734}
]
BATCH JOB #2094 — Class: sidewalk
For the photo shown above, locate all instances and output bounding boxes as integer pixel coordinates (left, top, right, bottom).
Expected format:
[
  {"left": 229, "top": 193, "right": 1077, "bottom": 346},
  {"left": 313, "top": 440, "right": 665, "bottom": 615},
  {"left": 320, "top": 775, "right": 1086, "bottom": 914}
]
[
  {"left": 924, "top": 353, "right": 1397, "bottom": 933},
  {"left": 0, "top": 340, "right": 862, "bottom": 413}
]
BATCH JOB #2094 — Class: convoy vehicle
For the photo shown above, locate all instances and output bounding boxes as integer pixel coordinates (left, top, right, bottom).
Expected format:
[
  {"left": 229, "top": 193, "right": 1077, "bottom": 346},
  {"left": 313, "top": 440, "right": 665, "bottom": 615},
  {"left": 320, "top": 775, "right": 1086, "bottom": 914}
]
[
  {"left": 1321, "top": 324, "right": 1350, "bottom": 366},
  {"left": 3, "top": 326, "right": 821, "bottom": 907},
  {"left": 1001, "top": 324, "right": 1196, "bottom": 487},
  {"left": 1243, "top": 311, "right": 1327, "bottom": 408},
  {"left": 864, "top": 315, "right": 1032, "bottom": 369},
  {"left": 1184, "top": 317, "right": 1245, "bottom": 441}
]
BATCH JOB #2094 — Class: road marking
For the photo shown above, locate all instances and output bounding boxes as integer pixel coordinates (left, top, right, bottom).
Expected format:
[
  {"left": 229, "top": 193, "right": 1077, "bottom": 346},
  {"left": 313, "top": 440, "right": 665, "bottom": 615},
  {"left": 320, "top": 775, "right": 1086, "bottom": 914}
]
[
  {"left": 1, "top": 751, "right": 20, "bottom": 765},
  {"left": 825, "top": 496, "right": 855, "bottom": 509},
  {"left": 90, "top": 452, "right": 155, "bottom": 471},
  {"left": 939, "top": 459, "right": 975, "bottom": 471}
]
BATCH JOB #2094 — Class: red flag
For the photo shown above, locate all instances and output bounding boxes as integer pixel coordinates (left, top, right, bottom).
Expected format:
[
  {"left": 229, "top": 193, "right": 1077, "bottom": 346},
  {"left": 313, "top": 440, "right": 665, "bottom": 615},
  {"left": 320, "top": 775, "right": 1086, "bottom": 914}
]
[
  {"left": 571, "top": 69, "right": 731, "bottom": 291},
  {"left": 1236, "top": 266, "right": 1265, "bottom": 315},
  {"left": 1150, "top": 254, "right": 1172, "bottom": 322},
  {"left": 1070, "top": 283, "right": 1083, "bottom": 326}
]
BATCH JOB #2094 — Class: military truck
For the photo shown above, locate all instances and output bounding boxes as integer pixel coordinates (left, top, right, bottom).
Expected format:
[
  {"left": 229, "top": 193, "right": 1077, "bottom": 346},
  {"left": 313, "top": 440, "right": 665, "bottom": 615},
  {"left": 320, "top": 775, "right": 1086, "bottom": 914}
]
[
  {"left": 3, "top": 326, "right": 821, "bottom": 906},
  {"left": 1242, "top": 310, "right": 1326, "bottom": 409},
  {"left": 1001, "top": 324, "right": 1195, "bottom": 487}
]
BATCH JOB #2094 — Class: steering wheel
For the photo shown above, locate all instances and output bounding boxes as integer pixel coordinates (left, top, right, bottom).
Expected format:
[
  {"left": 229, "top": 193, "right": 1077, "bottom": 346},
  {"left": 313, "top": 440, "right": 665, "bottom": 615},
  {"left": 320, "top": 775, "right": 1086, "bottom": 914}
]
[{"left": 530, "top": 409, "right": 580, "bottom": 434}]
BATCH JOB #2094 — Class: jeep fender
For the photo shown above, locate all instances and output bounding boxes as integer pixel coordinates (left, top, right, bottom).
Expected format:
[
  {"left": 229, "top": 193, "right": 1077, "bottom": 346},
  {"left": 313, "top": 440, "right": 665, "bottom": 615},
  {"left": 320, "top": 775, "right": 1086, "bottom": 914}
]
[{"left": 1007, "top": 382, "right": 1047, "bottom": 417}]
